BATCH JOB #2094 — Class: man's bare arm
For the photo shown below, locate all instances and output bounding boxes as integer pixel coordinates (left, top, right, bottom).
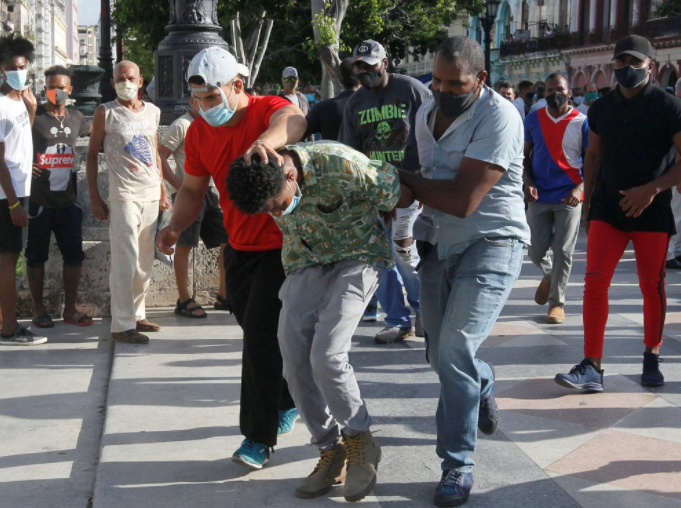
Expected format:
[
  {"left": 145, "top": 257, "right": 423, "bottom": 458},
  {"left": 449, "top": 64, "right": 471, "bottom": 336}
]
[
  {"left": 244, "top": 105, "right": 307, "bottom": 166},
  {"left": 158, "top": 144, "right": 183, "bottom": 191},
  {"left": 398, "top": 157, "right": 505, "bottom": 219},
  {"left": 86, "top": 106, "right": 108, "bottom": 220}
]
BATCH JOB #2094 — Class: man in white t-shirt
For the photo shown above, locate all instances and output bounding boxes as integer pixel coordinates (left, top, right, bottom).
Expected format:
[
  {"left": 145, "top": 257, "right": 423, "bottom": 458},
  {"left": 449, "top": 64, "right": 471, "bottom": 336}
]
[
  {"left": 0, "top": 34, "right": 43, "bottom": 346},
  {"left": 86, "top": 60, "right": 169, "bottom": 344},
  {"left": 159, "top": 97, "right": 229, "bottom": 318}
]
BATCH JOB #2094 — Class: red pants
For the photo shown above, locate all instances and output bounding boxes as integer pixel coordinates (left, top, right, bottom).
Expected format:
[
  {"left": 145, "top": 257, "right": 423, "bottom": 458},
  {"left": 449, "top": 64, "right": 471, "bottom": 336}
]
[{"left": 584, "top": 220, "right": 669, "bottom": 358}]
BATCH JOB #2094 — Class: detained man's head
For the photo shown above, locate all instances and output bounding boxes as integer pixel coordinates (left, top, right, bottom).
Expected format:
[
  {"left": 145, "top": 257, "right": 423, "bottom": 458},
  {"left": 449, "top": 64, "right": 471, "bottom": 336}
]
[{"left": 227, "top": 153, "right": 298, "bottom": 217}]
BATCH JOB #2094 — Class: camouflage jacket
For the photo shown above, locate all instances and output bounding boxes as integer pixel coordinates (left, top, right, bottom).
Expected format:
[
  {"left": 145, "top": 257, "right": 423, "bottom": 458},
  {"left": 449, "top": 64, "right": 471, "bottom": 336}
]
[{"left": 274, "top": 141, "right": 401, "bottom": 275}]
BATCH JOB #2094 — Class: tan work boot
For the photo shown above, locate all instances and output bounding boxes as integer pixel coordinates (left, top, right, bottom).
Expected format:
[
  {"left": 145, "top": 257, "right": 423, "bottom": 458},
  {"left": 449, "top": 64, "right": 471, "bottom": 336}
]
[
  {"left": 295, "top": 442, "right": 347, "bottom": 499},
  {"left": 342, "top": 430, "right": 381, "bottom": 502},
  {"left": 534, "top": 278, "right": 551, "bottom": 305},
  {"left": 547, "top": 306, "right": 565, "bottom": 324}
]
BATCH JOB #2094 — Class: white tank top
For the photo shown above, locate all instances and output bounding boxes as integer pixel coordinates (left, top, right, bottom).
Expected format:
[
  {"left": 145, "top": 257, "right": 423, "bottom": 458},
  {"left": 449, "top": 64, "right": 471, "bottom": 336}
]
[{"left": 103, "top": 99, "right": 161, "bottom": 202}]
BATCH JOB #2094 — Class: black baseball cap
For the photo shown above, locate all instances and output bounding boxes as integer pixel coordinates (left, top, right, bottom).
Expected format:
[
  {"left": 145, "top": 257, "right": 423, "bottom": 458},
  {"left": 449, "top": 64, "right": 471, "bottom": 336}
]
[
  {"left": 353, "top": 40, "right": 387, "bottom": 66},
  {"left": 612, "top": 35, "right": 653, "bottom": 61}
]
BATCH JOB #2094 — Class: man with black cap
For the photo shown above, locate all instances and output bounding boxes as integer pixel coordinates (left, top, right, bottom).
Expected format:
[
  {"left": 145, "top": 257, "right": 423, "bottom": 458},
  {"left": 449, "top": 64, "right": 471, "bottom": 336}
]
[
  {"left": 555, "top": 35, "right": 681, "bottom": 392},
  {"left": 339, "top": 39, "right": 430, "bottom": 345},
  {"left": 279, "top": 66, "right": 309, "bottom": 115}
]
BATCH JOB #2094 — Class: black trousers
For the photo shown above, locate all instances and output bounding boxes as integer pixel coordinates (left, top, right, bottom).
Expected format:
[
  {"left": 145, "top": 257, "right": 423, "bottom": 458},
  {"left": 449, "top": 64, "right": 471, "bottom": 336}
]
[{"left": 224, "top": 245, "right": 295, "bottom": 447}]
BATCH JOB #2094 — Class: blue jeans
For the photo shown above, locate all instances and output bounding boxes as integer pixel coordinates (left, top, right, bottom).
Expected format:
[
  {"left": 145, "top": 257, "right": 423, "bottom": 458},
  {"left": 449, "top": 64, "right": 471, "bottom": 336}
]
[
  {"left": 371, "top": 205, "right": 421, "bottom": 327},
  {"left": 420, "top": 237, "right": 524, "bottom": 472}
]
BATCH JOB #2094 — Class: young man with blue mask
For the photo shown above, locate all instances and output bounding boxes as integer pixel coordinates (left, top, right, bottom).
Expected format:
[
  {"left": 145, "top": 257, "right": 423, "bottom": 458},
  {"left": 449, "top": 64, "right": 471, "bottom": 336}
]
[
  {"left": 157, "top": 47, "right": 307, "bottom": 470},
  {"left": 0, "top": 33, "right": 42, "bottom": 345},
  {"left": 226, "top": 141, "right": 401, "bottom": 502},
  {"left": 398, "top": 36, "right": 530, "bottom": 506},
  {"left": 87, "top": 60, "right": 170, "bottom": 345}
]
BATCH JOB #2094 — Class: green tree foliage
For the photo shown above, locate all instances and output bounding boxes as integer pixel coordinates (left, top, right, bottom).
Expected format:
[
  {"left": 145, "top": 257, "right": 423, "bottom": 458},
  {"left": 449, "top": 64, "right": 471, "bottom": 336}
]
[
  {"left": 654, "top": 0, "right": 681, "bottom": 16},
  {"left": 343, "top": 0, "right": 484, "bottom": 68}
]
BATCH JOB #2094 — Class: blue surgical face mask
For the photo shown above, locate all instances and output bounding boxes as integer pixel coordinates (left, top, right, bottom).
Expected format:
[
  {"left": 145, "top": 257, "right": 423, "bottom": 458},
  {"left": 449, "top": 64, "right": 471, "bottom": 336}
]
[
  {"left": 199, "top": 86, "right": 236, "bottom": 127},
  {"left": 281, "top": 182, "right": 301, "bottom": 216},
  {"left": 305, "top": 93, "right": 315, "bottom": 103},
  {"left": 3, "top": 69, "right": 28, "bottom": 90}
]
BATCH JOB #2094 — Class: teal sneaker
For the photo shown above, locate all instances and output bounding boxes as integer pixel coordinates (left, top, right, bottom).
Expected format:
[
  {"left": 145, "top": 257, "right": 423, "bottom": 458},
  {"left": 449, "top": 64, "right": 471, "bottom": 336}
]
[
  {"left": 231, "top": 438, "right": 269, "bottom": 470},
  {"left": 278, "top": 408, "right": 300, "bottom": 435}
]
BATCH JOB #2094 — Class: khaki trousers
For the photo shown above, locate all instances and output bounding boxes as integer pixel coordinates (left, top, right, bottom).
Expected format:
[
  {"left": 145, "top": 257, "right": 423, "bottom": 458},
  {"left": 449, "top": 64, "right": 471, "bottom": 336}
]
[{"left": 109, "top": 201, "right": 158, "bottom": 333}]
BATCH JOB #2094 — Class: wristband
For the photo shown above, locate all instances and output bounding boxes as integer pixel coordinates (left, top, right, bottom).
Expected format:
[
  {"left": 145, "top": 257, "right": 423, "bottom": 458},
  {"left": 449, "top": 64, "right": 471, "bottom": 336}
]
[{"left": 8, "top": 201, "right": 20, "bottom": 210}]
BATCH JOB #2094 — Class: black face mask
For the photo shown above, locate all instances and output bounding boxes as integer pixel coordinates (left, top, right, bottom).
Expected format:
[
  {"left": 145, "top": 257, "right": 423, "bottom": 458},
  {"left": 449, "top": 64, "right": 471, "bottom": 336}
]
[
  {"left": 545, "top": 92, "right": 568, "bottom": 109},
  {"left": 432, "top": 86, "right": 479, "bottom": 118},
  {"left": 614, "top": 65, "right": 648, "bottom": 89},
  {"left": 358, "top": 66, "right": 384, "bottom": 89}
]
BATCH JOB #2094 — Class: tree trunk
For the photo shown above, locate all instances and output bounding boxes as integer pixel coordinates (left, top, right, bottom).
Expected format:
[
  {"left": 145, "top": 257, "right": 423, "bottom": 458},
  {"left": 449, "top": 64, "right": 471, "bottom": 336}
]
[
  {"left": 311, "top": 0, "right": 349, "bottom": 99},
  {"left": 230, "top": 10, "right": 273, "bottom": 88}
]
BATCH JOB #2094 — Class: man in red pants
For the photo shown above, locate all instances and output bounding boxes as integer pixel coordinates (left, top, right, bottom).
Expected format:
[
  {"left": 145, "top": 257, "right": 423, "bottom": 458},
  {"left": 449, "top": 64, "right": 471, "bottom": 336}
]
[{"left": 555, "top": 35, "right": 681, "bottom": 391}]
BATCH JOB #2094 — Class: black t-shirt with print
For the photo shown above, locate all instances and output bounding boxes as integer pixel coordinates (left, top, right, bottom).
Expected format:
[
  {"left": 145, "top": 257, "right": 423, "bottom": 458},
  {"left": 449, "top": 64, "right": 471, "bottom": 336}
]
[
  {"left": 587, "top": 83, "right": 681, "bottom": 234},
  {"left": 338, "top": 74, "right": 431, "bottom": 171},
  {"left": 30, "top": 106, "right": 90, "bottom": 209}
]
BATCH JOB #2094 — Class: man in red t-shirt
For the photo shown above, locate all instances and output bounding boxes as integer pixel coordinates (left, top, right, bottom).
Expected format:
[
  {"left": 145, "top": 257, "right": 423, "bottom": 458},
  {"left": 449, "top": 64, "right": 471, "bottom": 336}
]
[{"left": 157, "top": 47, "right": 307, "bottom": 469}]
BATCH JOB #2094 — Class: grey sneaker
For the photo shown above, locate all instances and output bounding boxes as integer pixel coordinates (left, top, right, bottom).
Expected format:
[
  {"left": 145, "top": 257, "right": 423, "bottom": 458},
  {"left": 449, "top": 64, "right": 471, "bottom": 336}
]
[
  {"left": 0, "top": 326, "right": 48, "bottom": 346},
  {"left": 415, "top": 315, "right": 425, "bottom": 337},
  {"left": 374, "top": 326, "right": 413, "bottom": 344},
  {"left": 295, "top": 442, "right": 347, "bottom": 499}
]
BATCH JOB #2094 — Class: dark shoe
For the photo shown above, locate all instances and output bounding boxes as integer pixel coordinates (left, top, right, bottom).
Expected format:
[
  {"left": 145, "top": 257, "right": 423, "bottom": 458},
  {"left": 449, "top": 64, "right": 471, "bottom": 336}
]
[
  {"left": 555, "top": 359, "right": 604, "bottom": 392},
  {"left": 214, "top": 294, "right": 232, "bottom": 312},
  {"left": 666, "top": 258, "right": 681, "bottom": 270},
  {"left": 534, "top": 278, "right": 551, "bottom": 305},
  {"left": 641, "top": 352, "right": 665, "bottom": 387},
  {"left": 434, "top": 470, "right": 474, "bottom": 507},
  {"left": 0, "top": 326, "right": 48, "bottom": 346},
  {"left": 415, "top": 314, "right": 425, "bottom": 337},
  {"left": 31, "top": 313, "right": 54, "bottom": 328},
  {"left": 478, "top": 363, "right": 499, "bottom": 435},
  {"left": 136, "top": 319, "right": 161, "bottom": 332},
  {"left": 174, "top": 298, "right": 207, "bottom": 318},
  {"left": 295, "top": 442, "right": 347, "bottom": 499},
  {"left": 112, "top": 329, "right": 149, "bottom": 344},
  {"left": 343, "top": 430, "right": 381, "bottom": 502}
]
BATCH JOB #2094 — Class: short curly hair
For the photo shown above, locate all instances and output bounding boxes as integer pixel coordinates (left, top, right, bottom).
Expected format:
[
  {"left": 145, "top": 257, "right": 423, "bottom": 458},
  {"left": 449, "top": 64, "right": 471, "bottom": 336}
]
[
  {"left": 227, "top": 154, "right": 286, "bottom": 215},
  {"left": 0, "top": 33, "right": 35, "bottom": 65}
]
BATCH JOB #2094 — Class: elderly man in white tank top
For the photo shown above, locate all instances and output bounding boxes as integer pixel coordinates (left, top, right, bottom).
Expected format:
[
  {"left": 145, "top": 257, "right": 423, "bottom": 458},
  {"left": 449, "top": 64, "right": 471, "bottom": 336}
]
[{"left": 86, "top": 60, "right": 170, "bottom": 344}]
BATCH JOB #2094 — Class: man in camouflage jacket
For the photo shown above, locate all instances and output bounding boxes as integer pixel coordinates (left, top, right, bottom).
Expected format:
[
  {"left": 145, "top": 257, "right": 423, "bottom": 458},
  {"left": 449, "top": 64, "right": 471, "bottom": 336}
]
[{"left": 226, "top": 140, "right": 400, "bottom": 502}]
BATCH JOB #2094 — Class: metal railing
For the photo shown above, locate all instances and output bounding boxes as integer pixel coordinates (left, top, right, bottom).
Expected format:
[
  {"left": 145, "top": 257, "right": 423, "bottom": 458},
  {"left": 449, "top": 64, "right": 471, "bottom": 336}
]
[{"left": 499, "top": 16, "right": 680, "bottom": 59}]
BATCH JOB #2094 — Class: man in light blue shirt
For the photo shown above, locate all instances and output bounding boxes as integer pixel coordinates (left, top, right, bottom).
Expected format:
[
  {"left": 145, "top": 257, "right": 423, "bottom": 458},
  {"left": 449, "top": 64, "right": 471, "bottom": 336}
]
[{"left": 398, "top": 36, "right": 530, "bottom": 507}]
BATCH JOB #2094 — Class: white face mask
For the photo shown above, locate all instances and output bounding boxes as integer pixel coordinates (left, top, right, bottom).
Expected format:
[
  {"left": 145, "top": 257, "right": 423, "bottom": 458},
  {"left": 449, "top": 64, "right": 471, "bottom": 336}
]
[{"left": 115, "top": 81, "right": 139, "bottom": 101}]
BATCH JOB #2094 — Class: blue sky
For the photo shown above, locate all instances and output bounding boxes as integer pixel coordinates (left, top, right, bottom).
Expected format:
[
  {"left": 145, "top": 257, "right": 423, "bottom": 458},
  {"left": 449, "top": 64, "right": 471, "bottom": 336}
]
[{"left": 79, "top": 0, "right": 100, "bottom": 26}]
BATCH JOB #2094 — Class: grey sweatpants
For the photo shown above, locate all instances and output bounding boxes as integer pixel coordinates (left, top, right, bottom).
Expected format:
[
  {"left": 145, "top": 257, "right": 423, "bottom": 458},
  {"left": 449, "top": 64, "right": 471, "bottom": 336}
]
[
  {"left": 526, "top": 201, "right": 582, "bottom": 307},
  {"left": 278, "top": 260, "right": 379, "bottom": 449}
]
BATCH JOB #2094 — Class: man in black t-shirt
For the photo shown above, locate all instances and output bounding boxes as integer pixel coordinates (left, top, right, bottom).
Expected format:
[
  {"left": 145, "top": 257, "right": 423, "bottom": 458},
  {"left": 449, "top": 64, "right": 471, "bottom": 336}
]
[
  {"left": 303, "top": 57, "right": 358, "bottom": 141},
  {"left": 26, "top": 65, "right": 91, "bottom": 329},
  {"left": 555, "top": 36, "right": 681, "bottom": 392},
  {"left": 339, "top": 39, "right": 430, "bottom": 345}
]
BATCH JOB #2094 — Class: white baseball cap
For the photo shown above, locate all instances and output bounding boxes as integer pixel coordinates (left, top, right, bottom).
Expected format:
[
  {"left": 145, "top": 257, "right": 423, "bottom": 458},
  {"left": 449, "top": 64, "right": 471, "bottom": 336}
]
[
  {"left": 237, "top": 63, "right": 250, "bottom": 78},
  {"left": 282, "top": 66, "right": 298, "bottom": 78},
  {"left": 187, "top": 47, "right": 238, "bottom": 91}
]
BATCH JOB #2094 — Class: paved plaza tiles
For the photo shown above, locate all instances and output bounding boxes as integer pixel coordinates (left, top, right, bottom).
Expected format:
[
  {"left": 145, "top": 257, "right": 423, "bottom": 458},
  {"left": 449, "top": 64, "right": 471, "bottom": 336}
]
[{"left": 0, "top": 230, "right": 680, "bottom": 508}]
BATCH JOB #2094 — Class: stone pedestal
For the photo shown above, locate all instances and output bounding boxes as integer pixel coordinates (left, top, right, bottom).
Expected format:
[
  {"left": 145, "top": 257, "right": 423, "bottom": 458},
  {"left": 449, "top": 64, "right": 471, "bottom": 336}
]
[
  {"left": 155, "top": 0, "right": 229, "bottom": 125},
  {"left": 15, "top": 134, "right": 224, "bottom": 318}
]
